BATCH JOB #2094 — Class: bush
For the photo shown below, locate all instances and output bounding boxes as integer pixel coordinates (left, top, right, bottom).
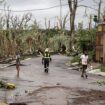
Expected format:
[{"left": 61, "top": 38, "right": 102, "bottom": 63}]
[
  {"left": 71, "top": 55, "right": 80, "bottom": 63},
  {"left": 100, "top": 66, "right": 105, "bottom": 72},
  {"left": 88, "top": 50, "right": 95, "bottom": 61},
  {"left": 97, "top": 66, "right": 105, "bottom": 72}
]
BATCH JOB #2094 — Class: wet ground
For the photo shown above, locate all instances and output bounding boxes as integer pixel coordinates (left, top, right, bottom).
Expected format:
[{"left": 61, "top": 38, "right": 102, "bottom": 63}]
[{"left": 0, "top": 55, "right": 105, "bottom": 105}]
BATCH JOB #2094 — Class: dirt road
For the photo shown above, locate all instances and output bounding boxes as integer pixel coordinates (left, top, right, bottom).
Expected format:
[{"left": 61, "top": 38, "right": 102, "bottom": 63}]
[{"left": 0, "top": 55, "right": 105, "bottom": 105}]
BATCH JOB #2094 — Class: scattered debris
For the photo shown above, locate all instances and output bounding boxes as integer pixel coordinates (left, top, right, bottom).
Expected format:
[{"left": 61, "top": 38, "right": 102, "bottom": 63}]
[
  {"left": 71, "top": 62, "right": 79, "bottom": 66},
  {"left": 96, "top": 80, "right": 105, "bottom": 86},
  {"left": 56, "top": 83, "right": 61, "bottom": 85},
  {"left": 0, "top": 80, "right": 16, "bottom": 89},
  {"left": 90, "top": 80, "right": 105, "bottom": 86}
]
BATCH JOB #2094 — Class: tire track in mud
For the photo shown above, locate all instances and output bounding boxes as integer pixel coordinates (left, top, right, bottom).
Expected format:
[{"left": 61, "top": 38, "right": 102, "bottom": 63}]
[
  {"left": 15, "top": 86, "right": 105, "bottom": 105},
  {"left": 14, "top": 86, "right": 76, "bottom": 105}
]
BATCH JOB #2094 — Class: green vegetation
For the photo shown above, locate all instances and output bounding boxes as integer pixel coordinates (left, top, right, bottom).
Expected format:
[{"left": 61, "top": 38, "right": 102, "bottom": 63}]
[
  {"left": 0, "top": 3, "right": 97, "bottom": 62},
  {"left": 0, "top": 27, "right": 71, "bottom": 59},
  {"left": 96, "top": 65, "right": 105, "bottom": 72},
  {"left": 74, "top": 28, "right": 96, "bottom": 53},
  {"left": 70, "top": 55, "right": 80, "bottom": 63},
  {"left": 88, "top": 50, "right": 95, "bottom": 61},
  {"left": 100, "top": 66, "right": 105, "bottom": 72},
  {"left": 96, "top": 80, "right": 105, "bottom": 86},
  {"left": 91, "top": 80, "right": 105, "bottom": 86},
  {"left": 70, "top": 28, "right": 96, "bottom": 64}
]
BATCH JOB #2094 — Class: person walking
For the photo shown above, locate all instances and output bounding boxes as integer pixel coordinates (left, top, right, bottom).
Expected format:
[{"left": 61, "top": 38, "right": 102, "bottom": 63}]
[
  {"left": 42, "top": 48, "right": 51, "bottom": 73},
  {"left": 16, "top": 52, "right": 21, "bottom": 77},
  {"left": 80, "top": 51, "right": 89, "bottom": 78}
]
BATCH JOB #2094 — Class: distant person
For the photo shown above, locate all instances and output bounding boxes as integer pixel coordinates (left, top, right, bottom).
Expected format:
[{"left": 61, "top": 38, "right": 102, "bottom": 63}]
[
  {"left": 38, "top": 48, "right": 44, "bottom": 56},
  {"left": 61, "top": 44, "right": 66, "bottom": 54},
  {"left": 42, "top": 48, "right": 51, "bottom": 73},
  {"left": 16, "top": 52, "right": 20, "bottom": 77},
  {"left": 80, "top": 51, "right": 89, "bottom": 78}
]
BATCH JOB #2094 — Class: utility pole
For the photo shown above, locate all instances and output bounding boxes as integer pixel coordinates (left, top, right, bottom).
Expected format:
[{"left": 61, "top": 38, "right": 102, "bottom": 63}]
[
  {"left": 89, "top": 15, "right": 92, "bottom": 30},
  {"left": 60, "top": 0, "right": 62, "bottom": 29},
  {"left": 98, "top": 0, "right": 102, "bottom": 22}
]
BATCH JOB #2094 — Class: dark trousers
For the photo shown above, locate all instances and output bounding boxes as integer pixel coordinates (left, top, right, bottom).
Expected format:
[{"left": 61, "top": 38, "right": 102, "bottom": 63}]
[
  {"left": 81, "top": 65, "right": 87, "bottom": 77},
  {"left": 44, "top": 60, "right": 49, "bottom": 70}
]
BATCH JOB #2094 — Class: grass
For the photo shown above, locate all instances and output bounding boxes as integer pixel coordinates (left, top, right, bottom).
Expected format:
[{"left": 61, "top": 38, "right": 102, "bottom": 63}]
[{"left": 100, "top": 66, "right": 105, "bottom": 72}]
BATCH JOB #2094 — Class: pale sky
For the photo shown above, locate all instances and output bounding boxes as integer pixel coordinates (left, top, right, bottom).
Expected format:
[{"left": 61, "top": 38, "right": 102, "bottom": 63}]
[{"left": 1, "top": 0, "right": 105, "bottom": 29}]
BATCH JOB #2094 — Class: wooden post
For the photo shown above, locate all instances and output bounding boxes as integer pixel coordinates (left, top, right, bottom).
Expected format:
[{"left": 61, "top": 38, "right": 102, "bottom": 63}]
[{"left": 103, "top": 33, "right": 105, "bottom": 64}]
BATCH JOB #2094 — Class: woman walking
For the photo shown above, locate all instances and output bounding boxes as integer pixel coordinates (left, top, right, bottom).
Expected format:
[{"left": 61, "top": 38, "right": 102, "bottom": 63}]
[{"left": 16, "top": 52, "right": 20, "bottom": 77}]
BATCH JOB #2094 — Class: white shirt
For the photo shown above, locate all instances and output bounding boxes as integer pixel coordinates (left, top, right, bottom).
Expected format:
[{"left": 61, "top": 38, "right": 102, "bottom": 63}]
[{"left": 80, "top": 54, "right": 88, "bottom": 65}]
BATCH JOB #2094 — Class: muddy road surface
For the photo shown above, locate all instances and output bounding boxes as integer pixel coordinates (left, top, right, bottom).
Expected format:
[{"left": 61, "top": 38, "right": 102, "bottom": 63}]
[{"left": 0, "top": 55, "right": 105, "bottom": 105}]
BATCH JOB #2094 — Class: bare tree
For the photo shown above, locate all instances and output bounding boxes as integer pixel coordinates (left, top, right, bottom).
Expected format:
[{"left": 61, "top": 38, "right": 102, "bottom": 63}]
[
  {"left": 93, "top": 0, "right": 102, "bottom": 22},
  {"left": 0, "top": 15, "right": 5, "bottom": 29},
  {"left": 23, "top": 13, "right": 32, "bottom": 29},
  {"left": 67, "top": 0, "right": 103, "bottom": 51},
  {"left": 102, "top": 9, "right": 105, "bottom": 21},
  {"left": 11, "top": 16, "right": 18, "bottom": 29},
  {"left": 98, "top": 0, "right": 102, "bottom": 21},
  {"left": 68, "top": 0, "right": 78, "bottom": 51},
  {"left": 62, "top": 13, "right": 69, "bottom": 29},
  {"left": 48, "top": 19, "right": 50, "bottom": 29},
  {"left": 68, "top": 0, "right": 77, "bottom": 35},
  {"left": 10, "top": 13, "right": 32, "bottom": 55},
  {"left": 44, "top": 18, "right": 51, "bottom": 29},
  {"left": 88, "top": 14, "right": 92, "bottom": 30},
  {"left": 44, "top": 18, "right": 47, "bottom": 29},
  {"left": 57, "top": 12, "right": 69, "bottom": 30}
]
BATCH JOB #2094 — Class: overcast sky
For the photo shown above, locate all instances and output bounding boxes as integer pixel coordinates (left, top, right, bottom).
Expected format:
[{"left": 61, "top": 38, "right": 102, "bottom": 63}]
[{"left": 1, "top": 0, "right": 105, "bottom": 29}]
